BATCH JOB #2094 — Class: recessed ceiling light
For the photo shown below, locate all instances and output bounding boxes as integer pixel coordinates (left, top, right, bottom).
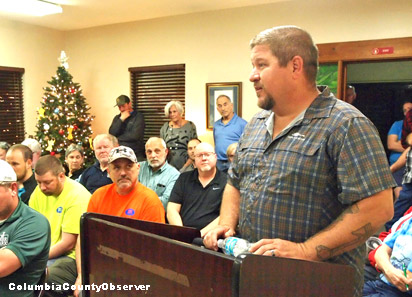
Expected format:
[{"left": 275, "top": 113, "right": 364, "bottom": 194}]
[{"left": 0, "top": 0, "right": 63, "bottom": 17}]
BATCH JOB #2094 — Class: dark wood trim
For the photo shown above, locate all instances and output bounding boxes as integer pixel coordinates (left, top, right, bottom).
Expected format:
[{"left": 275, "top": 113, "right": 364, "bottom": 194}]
[
  {"left": 0, "top": 66, "right": 25, "bottom": 73},
  {"left": 129, "top": 63, "right": 185, "bottom": 73}
]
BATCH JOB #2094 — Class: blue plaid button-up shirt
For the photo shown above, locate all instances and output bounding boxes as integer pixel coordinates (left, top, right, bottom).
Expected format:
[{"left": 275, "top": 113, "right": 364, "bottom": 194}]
[{"left": 229, "top": 88, "right": 396, "bottom": 296}]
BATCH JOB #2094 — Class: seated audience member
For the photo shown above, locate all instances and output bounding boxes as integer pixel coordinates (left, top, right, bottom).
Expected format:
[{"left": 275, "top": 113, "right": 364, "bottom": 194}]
[
  {"left": 79, "top": 134, "right": 118, "bottom": 193},
  {"left": 0, "top": 141, "right": 11, "bottom": 160},
  {"left": 363, "top": 218, "right": 412, "bottom": 296},
  {"left": 65, "top": 144, "right": 85, "bottom": 181},
  {"left": 180, "top": 138, "right": 201, "bottom": 173},
  {"left": 6, "top": 144, "right": 37, "bottom": 204},
  {"left": 0, "top": 160, "right": 51, "bottom": 297},
  {"left": 29, "top": 155, "right": 90, "bottom": 297},
  {"left": 387, "top": 144, "right": 412, "bottom": 230},
  {"left": 167, "top": 142, "right": 227, "bottom": 237},
  {"left": 73, "top": 146, "right": 165, "bottom": 297},
  {"left": 365, "top": 206, "right": 412, "bottom": 282},
  {"left": 21, "top": 138, "right": 42, "bottom": 168},
  {"left": 138, "top": 137, "right": 180, "bottom": 210},
  {"left": 388, "top": 101, "right": 412, "bottom": 200},
  {"left": 226, "top": 142, "right": 238, "bottom": 164}
]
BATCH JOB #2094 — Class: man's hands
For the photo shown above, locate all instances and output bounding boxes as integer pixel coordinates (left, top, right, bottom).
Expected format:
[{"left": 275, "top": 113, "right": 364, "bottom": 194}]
[
  {"left": 120, "top": 110, "right": 131, "bottom": 121},
  {"left": 203, "top": 225, "right": 236, "bottom": 251},
  {"left": 249, "top": 238, "right": 312, "bottom": 260}
]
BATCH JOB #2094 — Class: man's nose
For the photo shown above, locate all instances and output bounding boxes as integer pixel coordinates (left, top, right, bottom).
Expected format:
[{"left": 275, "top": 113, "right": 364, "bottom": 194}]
[{"left": 249, "top": 69, "right": 260, "bottom": 82}]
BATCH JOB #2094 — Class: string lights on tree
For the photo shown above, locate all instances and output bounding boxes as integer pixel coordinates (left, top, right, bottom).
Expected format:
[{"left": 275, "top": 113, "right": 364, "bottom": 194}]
[{"left": 35, "top": 51, "right": 95, "bottom": 166}]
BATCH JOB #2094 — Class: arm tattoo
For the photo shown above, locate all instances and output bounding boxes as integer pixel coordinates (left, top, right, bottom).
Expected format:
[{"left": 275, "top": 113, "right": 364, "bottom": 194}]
[{"left": 315, "top": 223, "right": 373, "bottom": 260}]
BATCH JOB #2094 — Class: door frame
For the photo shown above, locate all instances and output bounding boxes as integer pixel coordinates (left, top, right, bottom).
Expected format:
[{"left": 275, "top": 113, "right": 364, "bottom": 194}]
[{"left": 317, "top": 37, "right": 412, "bottom": 100}]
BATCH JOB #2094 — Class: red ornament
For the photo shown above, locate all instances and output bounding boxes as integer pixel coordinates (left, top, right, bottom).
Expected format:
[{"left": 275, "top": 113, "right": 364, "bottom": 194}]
[
  {"left": 59, "top": 129, "right": 64, "bottom": 135},
  {"left": 70, "top": 88, "right": 75, "bottom": 94},
  {"left": 50, "top": 151, "right": 55, "bottom": 156},
  {"left": 73, "top": 124, "right": 78, "bottom": 130}
]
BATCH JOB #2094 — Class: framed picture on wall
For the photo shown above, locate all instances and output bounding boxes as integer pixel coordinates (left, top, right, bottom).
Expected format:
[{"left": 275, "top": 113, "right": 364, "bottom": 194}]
[{"left": 206, "top": 82, "right": 242, "bottom": 129}]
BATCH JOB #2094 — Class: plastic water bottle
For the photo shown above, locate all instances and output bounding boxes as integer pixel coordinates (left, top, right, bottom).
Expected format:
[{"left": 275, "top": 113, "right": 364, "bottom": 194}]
[{"left": 217, "top": 237, "right": 252, "bottom": 257}]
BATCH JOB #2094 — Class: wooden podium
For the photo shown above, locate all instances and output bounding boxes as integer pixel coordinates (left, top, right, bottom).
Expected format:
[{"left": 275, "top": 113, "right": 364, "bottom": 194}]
[{"left": 80, "top": 213, "right": 355, "bottom": 297}]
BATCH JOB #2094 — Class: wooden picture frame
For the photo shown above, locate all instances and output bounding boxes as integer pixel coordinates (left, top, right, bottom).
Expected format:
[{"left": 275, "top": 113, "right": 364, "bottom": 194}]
[{"left": 206, "top": 82, "right": 242, "bottom": 129}]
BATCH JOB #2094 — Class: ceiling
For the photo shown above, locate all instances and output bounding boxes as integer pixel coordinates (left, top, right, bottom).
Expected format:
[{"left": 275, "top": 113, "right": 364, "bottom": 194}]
[{"left": 0, "top": 0, "right": 288, "bottom": 31}]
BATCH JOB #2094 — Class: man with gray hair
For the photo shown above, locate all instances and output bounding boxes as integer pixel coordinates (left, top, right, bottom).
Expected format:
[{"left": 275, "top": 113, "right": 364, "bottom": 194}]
[
  {"left": 203, "top": 26, "right": 395, "bottom": 297},
  {"left": 138, "top": 137, "right": 180, "bottom": 210},
  {"left": 167, "top": 142, "right": 227, "bottom": 237},
  {"left": 79, "top": 134, "right": 118, "bottom": 193},
  {"left": 21, "top": 138, "right": 42, "bottom": 168},
  {"left": 0, "top": 160, "right": 50, "bottom": 297}
]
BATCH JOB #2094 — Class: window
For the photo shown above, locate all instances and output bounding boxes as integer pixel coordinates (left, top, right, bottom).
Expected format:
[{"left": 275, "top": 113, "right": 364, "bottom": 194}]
[
  {"left": 129, "top": 64, "right": 185, "bottom": 143},
  {"left": 0, "top": 67, "right": 25, "bottom": 144}
]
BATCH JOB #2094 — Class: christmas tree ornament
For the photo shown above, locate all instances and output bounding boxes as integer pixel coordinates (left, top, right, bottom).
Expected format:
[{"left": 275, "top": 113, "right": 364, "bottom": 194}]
[
  {"left": 67, "top": 127, "right": 73, "bottom": 140},
  {"left": 43, "top": 123, "right": 50, "bottom": 130},
  {"left": 46, "top": 139, "right": 55, "bottom": 152},
  {"left": 54, "top": 108, "right": 60, "bottom": 114},
  {"left": 59, "top": 129, "right": 64, "bottom": 135},
  {"left": 73, "top": 124, "right": 78, "bottom": 130},
  {"left": 38, "top": 107, "right": 45, "bottom": 118}
]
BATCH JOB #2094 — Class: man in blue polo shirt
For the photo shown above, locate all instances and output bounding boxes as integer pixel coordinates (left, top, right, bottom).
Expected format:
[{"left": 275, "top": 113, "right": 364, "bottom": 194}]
[{"left": 213, "top": 95, "right": 247, "bottom": 172}]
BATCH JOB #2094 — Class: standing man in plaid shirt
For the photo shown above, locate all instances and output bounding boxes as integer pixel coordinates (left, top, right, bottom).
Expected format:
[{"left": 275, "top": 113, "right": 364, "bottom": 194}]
[{"left": 204, "top": 26, "right": 395, "bottom": 297}]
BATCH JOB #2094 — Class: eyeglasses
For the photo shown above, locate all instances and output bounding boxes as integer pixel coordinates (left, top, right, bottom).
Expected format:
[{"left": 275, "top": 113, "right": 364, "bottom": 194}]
[{"left": 194, "top": 152, "right": 215, "bottom": 159}]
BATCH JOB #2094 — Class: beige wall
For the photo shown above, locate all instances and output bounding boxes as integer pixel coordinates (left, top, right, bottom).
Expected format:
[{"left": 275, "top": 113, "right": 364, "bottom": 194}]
[{"left": 1, "top": 0, "right": 412, "bottom": 142}]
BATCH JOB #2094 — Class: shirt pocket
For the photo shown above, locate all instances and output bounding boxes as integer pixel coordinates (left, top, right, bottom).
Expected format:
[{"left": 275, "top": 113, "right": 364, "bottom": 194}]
[{"left": 155, "top": 184, "right": 166, "bottom": 197}]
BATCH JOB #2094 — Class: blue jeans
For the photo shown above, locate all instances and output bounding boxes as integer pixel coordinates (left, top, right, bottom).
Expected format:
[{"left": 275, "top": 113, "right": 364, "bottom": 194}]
[
  {"left": 216, "top": 160, "right": 229, "bottom": 173},
  {"left": 385, "top": 183, "right": 412, "bottom": 231},
  {"left": 363, "top": 279, "right": 411, "bottom": 296}
]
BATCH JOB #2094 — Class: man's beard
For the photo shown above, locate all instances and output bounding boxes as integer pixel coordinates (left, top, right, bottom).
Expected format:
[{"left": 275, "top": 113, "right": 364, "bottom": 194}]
[{"left": 258, "top": 94, "right": 275, "bottom": 111}]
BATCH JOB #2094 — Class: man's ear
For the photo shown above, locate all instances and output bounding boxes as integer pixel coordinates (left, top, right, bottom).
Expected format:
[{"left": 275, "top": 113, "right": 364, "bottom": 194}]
[{"left": 290, "top": 55, "right": 304, "bottom": 78}]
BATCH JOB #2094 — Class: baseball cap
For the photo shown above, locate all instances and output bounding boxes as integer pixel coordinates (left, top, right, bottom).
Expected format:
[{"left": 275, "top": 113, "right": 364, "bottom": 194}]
[
  {"left": 108, "top": 146, "right": 137, "bottom": 164},
  {"left": 0, "top": 160, "right": 17, "bottom": 182},
  {"left": 114, "top": 95, "right": 130, "bottom": 107}
]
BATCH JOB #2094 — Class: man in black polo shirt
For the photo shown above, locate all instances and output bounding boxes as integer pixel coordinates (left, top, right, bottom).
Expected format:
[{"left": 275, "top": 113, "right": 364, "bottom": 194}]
[
  {"left": 167, "top": 142, "right": 227, "bottom": 237},
  {"left": 6, "top": 144, "right": 37, "bottom": 204}
]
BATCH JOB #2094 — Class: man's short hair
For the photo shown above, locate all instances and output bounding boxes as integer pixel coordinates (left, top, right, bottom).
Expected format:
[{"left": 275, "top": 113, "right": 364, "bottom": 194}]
[
  {"left": 9, "top": 144, "right": 33, "bottom": 162},
  {"left": 188, "top": 138, "right": 201, "bottom": 146},
  {"left": 145, "top": 137, "right": 167, "bottom": 149},
  {"left": 35, "top": 155, "right": 65, "bottom": 176},
  {"left": 250, "top": 26, "right": 318, "bottom": 85},
  {"left": 93, "top": 134, "right": 118, "bottom": 148},
  {"left": 216, "top": 94, "right": 232, "bottom": 103},
  {"left": 164, "top": 100, "right": 184, "bottom": 118},
  {"left": 0, "top": 141, "right": 10, "bottom": 151}
]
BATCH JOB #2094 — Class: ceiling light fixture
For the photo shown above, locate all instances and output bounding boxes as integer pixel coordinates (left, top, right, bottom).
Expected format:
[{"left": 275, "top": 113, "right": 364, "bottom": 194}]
[{"left": 0, "top": 0, "right": 63, "bottom": 17}]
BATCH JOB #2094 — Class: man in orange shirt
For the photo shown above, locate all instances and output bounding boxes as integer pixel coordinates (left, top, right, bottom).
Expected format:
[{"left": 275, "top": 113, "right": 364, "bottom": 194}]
[{"left": 73, "top": 145, "right": 164, "bottom": 296}]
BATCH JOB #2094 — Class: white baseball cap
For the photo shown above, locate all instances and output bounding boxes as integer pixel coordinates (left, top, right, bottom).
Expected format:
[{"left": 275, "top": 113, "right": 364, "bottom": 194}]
[
  {"left": 0, "top": 160, "right": 17, "bottom": 182},
  {"left": 108, "top": 146, "right": 137, "bottom": 164}
]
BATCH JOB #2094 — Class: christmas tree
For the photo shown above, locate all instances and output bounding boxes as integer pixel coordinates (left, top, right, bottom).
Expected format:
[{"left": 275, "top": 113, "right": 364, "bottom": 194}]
[{"left": 35, "top": 51, "right": 95, "bottom": 166}]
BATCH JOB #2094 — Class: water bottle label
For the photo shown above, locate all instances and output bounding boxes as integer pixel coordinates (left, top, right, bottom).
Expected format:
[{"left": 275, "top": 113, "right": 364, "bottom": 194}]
[{"left": 226, "top": 237, "right": 238, "bottom": 256}]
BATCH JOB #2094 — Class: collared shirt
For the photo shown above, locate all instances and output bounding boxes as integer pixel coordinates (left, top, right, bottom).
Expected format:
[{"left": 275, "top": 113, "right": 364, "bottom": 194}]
[
  {"left": 213, "top": 113, "right": 247, "bottom": 161},
  {"left": 402, "top": 109, "right": 412, "bottom": 147},
  {"left": 138, "top": 161, "right": 180, "bottom": 210},
  {"left": 169, "top": 169, "right": 227, "bottom": 230},
  {"left": 79, "top": 161, "right": 112, "bottom": 194},
  {"left": 229, "top": 87, "right": 396, "bottom": 297}
]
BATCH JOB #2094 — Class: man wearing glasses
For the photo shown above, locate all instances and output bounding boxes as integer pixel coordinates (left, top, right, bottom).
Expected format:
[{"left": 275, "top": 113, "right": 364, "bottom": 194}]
[{"left": 167, "top": 143, "right": 227, "bottom": 237}]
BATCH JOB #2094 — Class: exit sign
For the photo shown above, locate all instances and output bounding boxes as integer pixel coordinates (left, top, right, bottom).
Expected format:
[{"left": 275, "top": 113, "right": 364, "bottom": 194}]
[{"left": 372, "top": 47, "right": 394, "bottom": 55}]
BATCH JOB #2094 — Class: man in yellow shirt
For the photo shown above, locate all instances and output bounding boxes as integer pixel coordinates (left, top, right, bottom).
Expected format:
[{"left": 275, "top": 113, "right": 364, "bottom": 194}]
[{"left": 30, "top": 155, "right": 90, "bottom": 297}]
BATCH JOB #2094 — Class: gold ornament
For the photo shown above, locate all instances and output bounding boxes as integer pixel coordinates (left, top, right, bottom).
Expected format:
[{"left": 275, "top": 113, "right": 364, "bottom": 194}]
[
  {"left": 38, "top": 107, "right": 45, "bottom": 119},
  {"left": 46, "top": 139, "right": 55, "bottom": 152},
  {"left": 89, "top": 138, "right": 93, "bottom": 150},
  {"left": 67, "top": 127, "right": 73, "bottom": 140}
]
